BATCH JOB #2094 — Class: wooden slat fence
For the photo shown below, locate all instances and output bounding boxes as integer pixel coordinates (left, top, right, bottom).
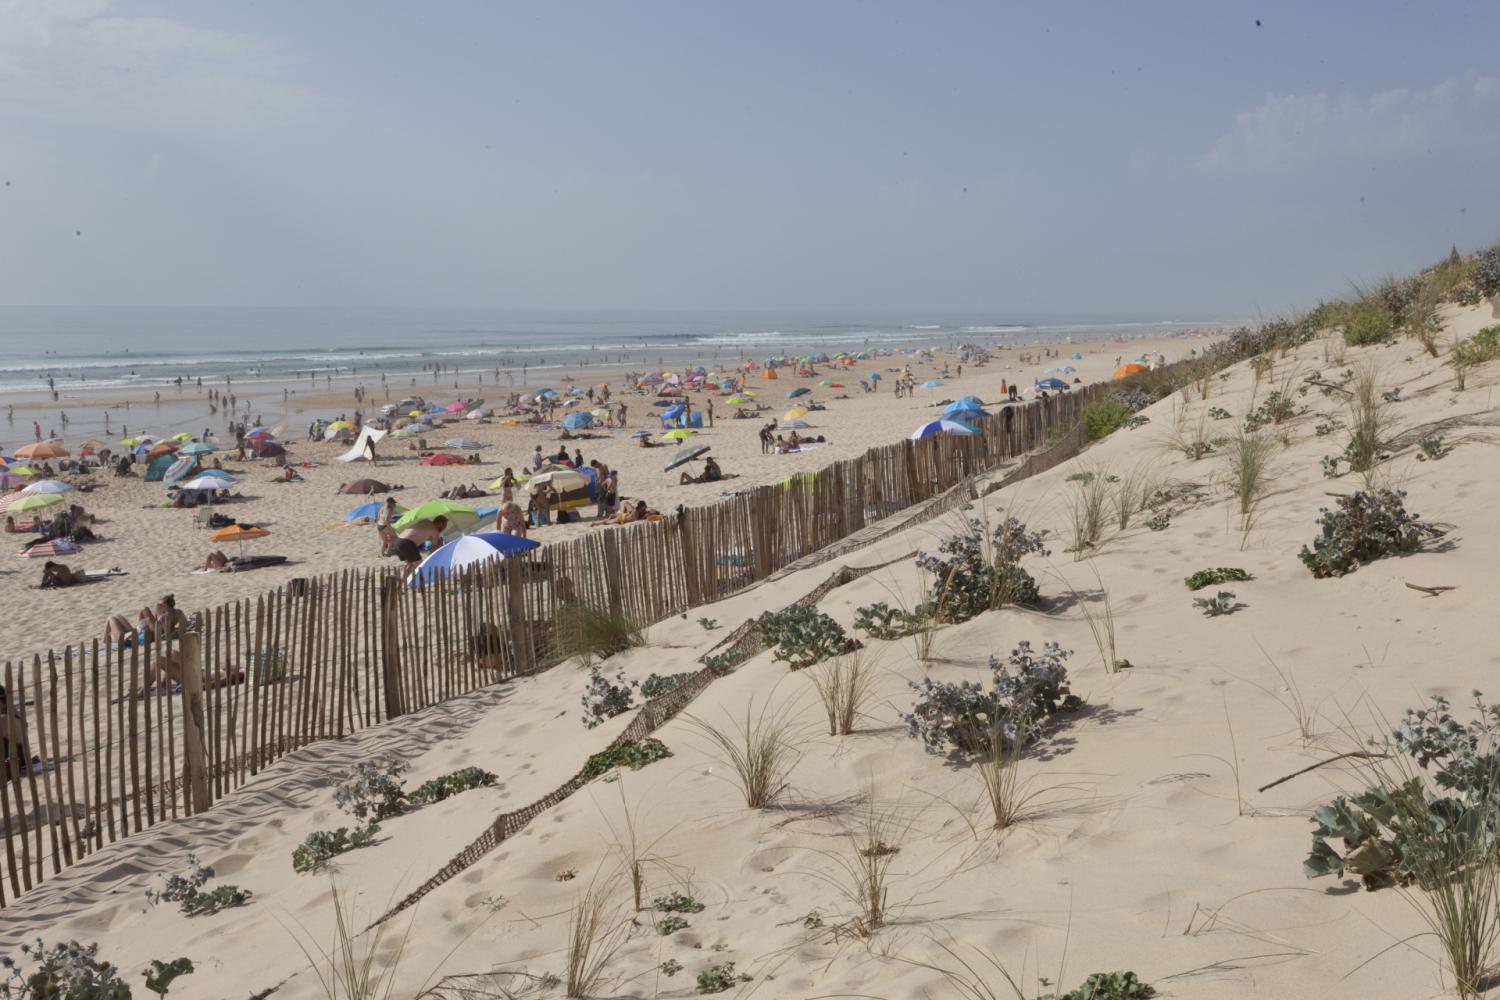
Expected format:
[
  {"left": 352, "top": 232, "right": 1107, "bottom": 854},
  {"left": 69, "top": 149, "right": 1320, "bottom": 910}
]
[{"left": 0, "top": 376, "right": 1125, "bottom": 907}]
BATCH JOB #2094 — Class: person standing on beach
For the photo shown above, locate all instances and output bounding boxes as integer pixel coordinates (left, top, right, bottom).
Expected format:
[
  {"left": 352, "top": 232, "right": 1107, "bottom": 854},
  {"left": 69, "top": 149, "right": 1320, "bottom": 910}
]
[
  {"left": 32, "top": 421, "right": 40, "bottom": 441},
  {"left": 706, "top": 397, "right": 715, "bottom": 427}
]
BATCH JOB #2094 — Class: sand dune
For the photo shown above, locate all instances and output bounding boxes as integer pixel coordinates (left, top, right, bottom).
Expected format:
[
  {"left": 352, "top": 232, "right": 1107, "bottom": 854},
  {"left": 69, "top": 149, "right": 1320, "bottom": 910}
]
[{"left": 2, "top": 305, "right": 1499, "bottom": 999}]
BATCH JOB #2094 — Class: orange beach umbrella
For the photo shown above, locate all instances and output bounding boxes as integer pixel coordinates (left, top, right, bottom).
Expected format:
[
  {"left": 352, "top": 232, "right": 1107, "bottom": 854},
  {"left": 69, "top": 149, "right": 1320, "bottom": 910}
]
[
  {"left": 210, "top": 523, "right": 270, "bottom": 557},
  {"left": 13, "top": 442, "right": 69, "bottom": 459},
  {"left": 1113, "top": 363, "right": 1148, "bottom": 378}
]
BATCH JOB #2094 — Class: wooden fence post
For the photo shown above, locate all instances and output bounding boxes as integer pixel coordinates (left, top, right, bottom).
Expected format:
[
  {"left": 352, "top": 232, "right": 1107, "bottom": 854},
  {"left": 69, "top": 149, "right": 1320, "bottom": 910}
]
[
  {"left": 177, "top": 631, "right": 212, "bottom": 815},
  {"left": 380, "top": 577, "right": 406, "bottom": 719}
]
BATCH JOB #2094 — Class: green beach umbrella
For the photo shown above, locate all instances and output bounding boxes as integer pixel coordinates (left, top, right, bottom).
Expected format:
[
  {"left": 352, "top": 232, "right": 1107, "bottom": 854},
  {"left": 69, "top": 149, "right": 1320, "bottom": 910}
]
[
  {"left": 393, "top": 500, "right": 481, "bottom": 532},
  {"left": 5, "top": 493, "right": 63, "bottom": 513}
]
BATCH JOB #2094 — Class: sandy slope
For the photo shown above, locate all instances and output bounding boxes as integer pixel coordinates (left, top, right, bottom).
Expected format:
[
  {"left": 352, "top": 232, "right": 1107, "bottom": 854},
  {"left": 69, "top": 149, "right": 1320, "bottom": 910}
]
[{"left": 2, "top": 304, "right": 1499, "bottom": 1000}]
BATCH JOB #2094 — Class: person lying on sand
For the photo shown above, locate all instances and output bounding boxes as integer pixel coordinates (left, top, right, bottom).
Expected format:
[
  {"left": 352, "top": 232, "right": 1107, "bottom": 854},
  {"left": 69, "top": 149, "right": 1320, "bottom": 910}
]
[
  {"left": 40, "top": 561, "right": 78, "bottom": 589},
  {"left": 442, "top": 483, "right": 487, "bottom": 500},
  {"left": 198, "top": 550, "right": 231, "bottom": 571},
  {"left": 104, "top": 612, "right": 154, "bottom": 649},
  {"left": 279, "top": 467, "right": 303, "bottom": 483},
  {"left": 679, "top": 457, "right": 726, "bottom": 485}
]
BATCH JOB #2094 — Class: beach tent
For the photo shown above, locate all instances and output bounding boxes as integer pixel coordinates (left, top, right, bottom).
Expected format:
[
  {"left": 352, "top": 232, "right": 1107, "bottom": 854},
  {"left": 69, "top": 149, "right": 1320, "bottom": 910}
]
[
  {"left": 331, "top": 424, "right": 383, "bottom": 463},
  {"left": 761, "top": 368, "right": 778, "bottom": 379},
  {"left": 1113, "top": 363, "right": 1148, "bottom": 378},
  {"left": 407, "top": 532, "right": 541, "bottom": 587},
  {"left": 911, "top": 419, "right": 978, "bottom": 440},
  {"left": 726, "top": 396, "right": 751, "bottom": 405},
  {"left": 251, "top": 440, "right": 287, "bottom": 459},
  {"left": 323, "top": 421, "right": 355, "bottom": 441},
  {"left": 144, "top": 453, "right": 177, "bottom": 481}
]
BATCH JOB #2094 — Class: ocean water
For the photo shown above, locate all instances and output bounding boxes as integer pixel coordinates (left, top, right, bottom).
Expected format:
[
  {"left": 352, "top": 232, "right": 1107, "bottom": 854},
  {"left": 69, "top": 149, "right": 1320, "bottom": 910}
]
[{"left": 0, "top": 305, "right": 1214, "bottom": 396}]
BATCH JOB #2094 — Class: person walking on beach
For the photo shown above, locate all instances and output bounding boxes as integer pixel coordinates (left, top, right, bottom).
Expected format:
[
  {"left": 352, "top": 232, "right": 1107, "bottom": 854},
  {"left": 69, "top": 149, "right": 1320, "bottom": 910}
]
[{"left": 706, "top": 397, "right": 714, "bottom": 427}]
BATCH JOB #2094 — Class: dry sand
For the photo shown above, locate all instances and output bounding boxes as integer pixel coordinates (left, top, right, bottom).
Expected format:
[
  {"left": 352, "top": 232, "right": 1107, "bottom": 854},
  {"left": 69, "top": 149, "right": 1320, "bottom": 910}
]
[
  {"left": 2, "top": 302, "right": 1498, "bottom": 999},
  {"left": 1, "top": 333, "right": 1206, "bottom": 654}
]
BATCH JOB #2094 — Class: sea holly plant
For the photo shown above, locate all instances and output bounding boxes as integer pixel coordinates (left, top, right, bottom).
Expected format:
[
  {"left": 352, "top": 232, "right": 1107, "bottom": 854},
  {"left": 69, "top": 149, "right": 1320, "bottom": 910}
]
[
  {"left": 1305, "top": 693, "right": 1500, "bottom": 889},
  {"left": 1183, "top": 568, "right": 1252, "bottom": 591},
  {"left": 291, "top": 823, "right": 380, "bottom": 873},
  {"left": 1298, "top": 489, "right": 1436, "bottom": 578},
  {"left": 145, "top": 853, "right": 251, "bottom": 917},
  {"left": 696, "top": 962, "right": 751, "bottom": 994},
  {"left": 904, "top": 641, "right": 1080, "bottom": 756},
  {"left": 0, "top": 940, "right": 132, "bottom": 1000},
  {"left": 851, "top": 601, "right": 923, "bottom": 640},
  {"left": 333, "top": 754, "right": 409, "bottom": 821},
  {"left": 1191, "top": 591, "right": 1237, "bottom": 616},
  {"left": 143, "top": 958, "right": 194, "bottom": 997},
  {"left": 1040, "top": 970, "right": 1156, "bottom": 1000},
  {"left": 407, "top": 767, "right": 497, "bottom": 805},
  {"left": 914, "top": 514, "right": 1048, "bottom": 624},
  {"left": 581, "top": 666, "right": 637, "bottom": 727},
  {"left": 758, "top": 605, "right": 859, "bottom": 670}
]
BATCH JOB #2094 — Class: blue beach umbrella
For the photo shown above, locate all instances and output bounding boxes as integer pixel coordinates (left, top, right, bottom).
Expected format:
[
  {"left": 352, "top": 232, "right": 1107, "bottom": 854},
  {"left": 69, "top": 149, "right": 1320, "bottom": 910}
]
[
  {"left": 787, "top": 387, "right": 811, "bottom": 398},
  {"left": 163, "top": 455, "right": 199, "bottom": 485},
  {"left": 562, "top": 412, "right": 594, "bottom": 430},
  {"left": 345, "top": 501, "right": 407, "bottom": 522},
  {"left": 1036, "top": 377, "right": 1069, "bottom": 390},
  {"left": 1044, "top": 365, "right": 1077, "bottom": 374},
  {"left": 955, "top": 395, "right": 984, "bottom": 408},
  {"left": 910, "top": 419, "right": 978, "bottom": 440},
  {"left": 943, "top": 405, "right": 987, "bottom": 424},
  {"left": 865, "top": 372, "right": 882, "bottom": 380},
  {"left": 661, "top": 403, "right": 686, "bottom": 420},
  {"left": 920, "top": 379, "right": 944, "bottom": 389},
  {"left": 1071, "top": 352, "right": 1083, "bottom": 360},
  {"left": 408, "top": 531, "right": 541, "bottom": 587},
  {"left": 180, "top": 441, "right": 217, "bottom": 455}
]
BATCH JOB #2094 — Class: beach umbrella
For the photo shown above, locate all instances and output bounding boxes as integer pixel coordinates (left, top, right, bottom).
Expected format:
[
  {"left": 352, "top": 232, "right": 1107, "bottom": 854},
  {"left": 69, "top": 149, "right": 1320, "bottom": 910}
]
[
  {"left": 660, "top": 404, "right": 685, "bottom": 421},
  {"left": 179, "top": 475, "right": 236, "bottom": 491},
  {"left": 407, "top": 531, "right": 541, "bottom": 587},
  {"left": 662, "top": 429, "right": 696, "bottom": 441},
  {"left": 406, "top": 422, "right": 434, "bottom": 433},
  {"left": 171, "top": 432, "right": 194, "bottom": 442},
  {"left": 0, "top": 472, "right": 29, "bottom": 490},
  {"left": 345, "top": 501, "right": 406, "bottom": 522},
  {"left": 536, "top": 388, "right": 558, "bottom": 399},
  {"left": 663, "top": 444, "right": 710, "bottom": 472},
  {"left": 1035, "top": 377, "right": 1069, "bottom": 390},
  {"left": 195, "top": 468, "right": 236, "bottom": 481},
  {"left": 527, "top": 468, "right": 588, "bottom": 492},
  {"left": 1071, "top": 352, "right": 1083, "bottom": 360},
  {"left": 445, "top": 438, "right": 482, "bottom": 449},
  {"left": 7, "top": 467, "right": 39, "bottom": 477},
  {"left": 148, "top": 442, "right": 179, "bottom": 459},
  {"left": 920, "top": 379, "right": 944, "bottom": 389},
  {"left": 783, "top": 407, "right": 808, "bottom": 420},
  {"left": 78, "top": 439, "right": 104, "bottom": 454},
  {"left": 5, "top": 493, "right": 63, "bottom": 513},
  {"left": 180, "top": 441, "right": 217, "bottom": 455},
  {"left": 343, "top": 478, "right": 393, "bottom": 494},
  {"left": 1044, "top": 366, "right": 1076, "bottom": 374},
  {"left": 1113, "top": 363, "right": 1148, "bottom": 378},
  {"left": 445, "top": 401, "right": 469, "bottom": 413},
  {"left": 780, "top": 419, "right": 811, "bottom": 429},
  {"left": 761, "top": 368, "right": 778, "bottom": 380},
  {"left": 787, "top": 387, "right": 811, "bottom": 398},
  {"left": 394, "top": 501, "right": 481, "bottom": 532},
  {"left": 14, "top": 442, "right": 69, "bottom": 460},
  {"left": 421, "top": 453, "right": 467, "bottom": 466},
  {"left": 20, "top": 480, "right": 75, "bottom": 495},
  {"left": 726, "top": 396, "right": 751, "bottom": 405},
  {"left": 209, "top": 523, "right": 269, "bottom": 558},
  {"left": 910, "top": 419, "right": 978, "bottom": 440},
  {"left": 250, "top": 440, "right": 286, "bottom": 459},
  {"left": 944, "top": 400, "right": 986, "bottom": 418},
  {"left": 562, "top": 412, "right": 594, "bottom": 430},
  {"left": 955, "top": 395, "right": 984, "bottom": 408},
  {"left": 865, "top": 372, "right": 882, "bottom": 380},
  {"left": 591, "top": 409, "right": 611, "bottom": 421},
  {"left": 466, "top": 408, "right": 492, "bottom": 420},
  {"left": 163, "top": 456, "right": 199, "bottom": 485}
]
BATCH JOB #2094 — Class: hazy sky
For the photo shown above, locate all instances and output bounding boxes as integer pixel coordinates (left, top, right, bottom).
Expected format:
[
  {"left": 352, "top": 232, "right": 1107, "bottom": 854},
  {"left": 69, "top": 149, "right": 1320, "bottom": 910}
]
[{"left": 1, "top": 1, "right": 1498, "bottom": 318}]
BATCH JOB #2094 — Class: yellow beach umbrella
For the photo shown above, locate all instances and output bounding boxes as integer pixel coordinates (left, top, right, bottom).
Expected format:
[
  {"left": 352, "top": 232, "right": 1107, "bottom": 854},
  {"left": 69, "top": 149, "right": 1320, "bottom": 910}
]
[
  {"left": 662, "top": 429, "right": 697, "bottom": 440},
  {"left": 783, "top": 406, "right": 809, "bottom": 421}
]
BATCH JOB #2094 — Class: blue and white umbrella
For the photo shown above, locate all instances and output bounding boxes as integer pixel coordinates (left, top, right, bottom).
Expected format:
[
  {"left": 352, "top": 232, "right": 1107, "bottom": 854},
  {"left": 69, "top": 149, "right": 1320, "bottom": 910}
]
[
  {"left": 562, "top": 412, "right": 594, "bottom": 430},
  {"left": 910, "top": 419, "right": 978, "bottom": 440},
  {"left": 408, "top": 531, "right": 541, "bottom": 587},
  {"left": 195, "top": 468, "right": 236, "bottom": 481},
  {"left": 163, "top": 456, "right": 199, "bottom": 485},
  {"left": 1044, "top": 365, "right": 1077, "bottom": 375},
  {"left": 19, "top": 479, "right": 76, "bottom": 495},
  {"left": 1035, "top": 377, "right": 1069, "bottom": 390},
  {"left": 345, "top": 501, "right": 406, "bottom": 522},
  {"left": 943, "top": 401, "right": 987, "bottom": 419}
]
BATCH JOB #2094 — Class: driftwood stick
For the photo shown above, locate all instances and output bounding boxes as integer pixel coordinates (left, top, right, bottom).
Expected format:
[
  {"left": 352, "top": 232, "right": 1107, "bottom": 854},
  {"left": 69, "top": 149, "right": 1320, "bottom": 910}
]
[
  {"left": 1405, "top": 582, "right": 1456, "bottom": 597},
  {"left": 1258, "top": 750, "right": 1388, "bottom": 793}
]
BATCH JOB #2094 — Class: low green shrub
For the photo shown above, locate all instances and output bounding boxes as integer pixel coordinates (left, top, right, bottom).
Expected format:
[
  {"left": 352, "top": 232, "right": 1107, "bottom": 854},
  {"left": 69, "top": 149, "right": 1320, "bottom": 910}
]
[
  {"left": 144, "top": 958, "right": 194, "bottom": 997},
  {"left": 579, "top": 738, "right": 673, "bottom": 782},
  {"left": 1474, "top": 246, "right": 1500, "bottom": 296},
  {"left": 291, "top": 823, "right": 380, "bottom": 873},
  {"left": 1184, "top": 567, "right": 1252, "bottom": 591},
  {"left": 407, "top": 767, "right": 497, "bottom": 805},
  {"left": 1451, "top": 325, "right": 1500, "bottom": 370},
  {"left": 581, "top": 666, "right": 636, "bottom": 728},
  {"left": 1298, "top": 489, "right": 1434, "bottom": 578},
  {"left": 904, "top": 642, "right": 1079, "bottom": 756},
  {"left": 659, "top": 959, "right": 683, "bottom": 977},
  {"left": 333, "top": 754, "right": 409, "bottom": 821},
  {"left": 696, "top": 962, "right": 750, "bottom": 994},
  {"left": 655, "top": 916, "right": 689, "bottom": 935},
  {"left": 759, "top": 605, "right": 858, "bottom": 670},
  {"left": 654, "top": 891, "right": 706, "bottom": 913},
  {"left": 1041, "top": 971, "right": 1155, "bottom": 1000},
  {"left": 1082, "top": 397, "right": 1133, "bottom": 440},
  {"left": 1343, "top": 305, "right": 1394, "bottom": 346},
  {"left": 851, "top": 601, "right": 922, "bottom": 640},
  {"left": 641, "top": 671, "right": 696, "bottom": 698}
]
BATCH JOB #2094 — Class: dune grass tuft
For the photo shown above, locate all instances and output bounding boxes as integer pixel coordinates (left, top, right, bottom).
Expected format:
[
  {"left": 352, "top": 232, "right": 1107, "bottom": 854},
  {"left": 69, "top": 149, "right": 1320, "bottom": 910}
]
[{"left": 685, "top": 697, "right": 802, "bottom": 809}]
